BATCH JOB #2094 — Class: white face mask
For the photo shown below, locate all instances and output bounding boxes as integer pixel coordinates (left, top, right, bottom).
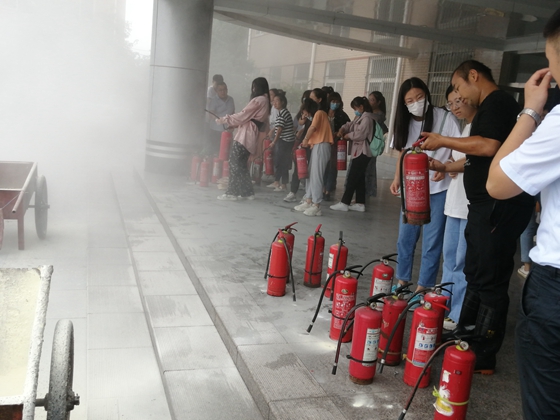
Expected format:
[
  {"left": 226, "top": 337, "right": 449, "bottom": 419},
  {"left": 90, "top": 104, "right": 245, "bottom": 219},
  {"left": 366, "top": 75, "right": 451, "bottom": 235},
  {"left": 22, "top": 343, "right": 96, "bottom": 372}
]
[{"left": 406, "top": 98, "right": 429, "bottom": 117}]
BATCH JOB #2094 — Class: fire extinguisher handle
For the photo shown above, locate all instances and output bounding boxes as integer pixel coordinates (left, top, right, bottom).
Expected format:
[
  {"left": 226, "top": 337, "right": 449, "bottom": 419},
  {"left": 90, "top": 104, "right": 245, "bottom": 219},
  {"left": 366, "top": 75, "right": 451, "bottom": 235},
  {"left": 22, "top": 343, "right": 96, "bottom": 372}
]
[
  {"left": 315, "top": 224, "right": 322, "bottom": 234},
  {"left": 381, "top": 252, "right": 398, "bottom": 261},
  {"left": 412, "top": 137, "right": 426, "bottom": 148},
  {"left": 284, "top": 222, "right": 298, "bottom": 230}
]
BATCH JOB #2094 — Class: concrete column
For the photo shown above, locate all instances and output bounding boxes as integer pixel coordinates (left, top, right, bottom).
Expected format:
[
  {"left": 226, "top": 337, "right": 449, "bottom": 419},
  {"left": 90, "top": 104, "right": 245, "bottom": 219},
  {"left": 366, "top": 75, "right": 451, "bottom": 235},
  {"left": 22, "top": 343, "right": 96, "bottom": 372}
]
[{"left": 145, "top": 0, "right": 214, "bottom": 174}]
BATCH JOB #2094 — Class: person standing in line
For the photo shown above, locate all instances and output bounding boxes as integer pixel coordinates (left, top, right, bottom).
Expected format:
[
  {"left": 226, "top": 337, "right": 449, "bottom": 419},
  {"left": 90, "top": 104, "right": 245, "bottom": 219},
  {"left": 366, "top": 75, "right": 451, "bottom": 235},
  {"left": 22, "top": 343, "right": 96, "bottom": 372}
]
[
  {"left": 310, "top": 88, "right": 329, "bottom": 112},
  {"left": 486, "top": 10, "right": 560, "bottom": 417},
  {"left": 366, "top": 91, "right": 388, "bottom": 198},
  {"left": 330, "top": 96, "right": 375, "bottom": 212},
  {"left": 420, "top": 60, "right": 534, "bottom": 374},
  {"left": 216, "top": 77, "right": 270, "bottom": 201},
  {"left": 267, "top": 93, "right": 295, "bottom": 192},
  {"left": 207, "top": 82, "right": 235, "bottom": 156},
  {"left": 428, "top": 85, "right": 477, "bottom": 331},
  {"left": 389, "top": 78, "right": 459, "bottom": 297},
  {"left": 284, "top": 90, "right": 312, "bottom": 203},
  {"left": 293, "top": 98, "right": 333, "bottom": 216},
  {"left": 323, "top": 92, "right": 351, "bottom": 201},
  {"left": 207, "top": 74, "right": 224, "bottom": 109}
]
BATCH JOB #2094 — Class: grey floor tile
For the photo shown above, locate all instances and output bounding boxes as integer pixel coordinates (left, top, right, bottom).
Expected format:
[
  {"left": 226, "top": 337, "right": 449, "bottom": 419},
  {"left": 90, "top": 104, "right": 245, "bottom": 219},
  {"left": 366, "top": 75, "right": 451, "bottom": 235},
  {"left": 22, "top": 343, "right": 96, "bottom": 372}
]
[
  {"left": 88, "top": 286, "right": 143, "bottom": 314},
  {"left": 87, "top": 399, "right": 119, "bottom": 420},
  {"left": 114, "top": 393, "right": 172, "bottom": 420},
  {"left": 88, "top": 347, "right": 165, "bottom": 400},
  {"left": 88, "top": 313, "right": 152, "bottom": 349},
  {"left": 132, "top": 251, "right": 184, "bottom": 271},
  {"left": 154, "top": 326, "right": 235, "bottom": 371},
  {"left": 125, "top": 222, "right": 168, "bottom": 237},
  {"left": 46, "top": 289, "right": 87, "bottom": 319},
  {"left": 88, "top": 264, "right": 136, "bottom": 286},
  {"left": 128, "top": 235, "right": 175, "bottom": 252},
  {"left": 49, "top": 265, "right": 87, "bottom": 291},
  {"left": 166, "top": 368, "right": 263, "bottom": 420},
  {"left": 145, "top": 295, "right": 212, "bottom": 327},
  {"left": 88, "top": 247, "right": 131, "bottom": 266},
  {"left": 269, "top": 397, "right": 345, "bottom": 420},
  {"left": 137, "top": 270, "right": 197, "bottom": 295}
]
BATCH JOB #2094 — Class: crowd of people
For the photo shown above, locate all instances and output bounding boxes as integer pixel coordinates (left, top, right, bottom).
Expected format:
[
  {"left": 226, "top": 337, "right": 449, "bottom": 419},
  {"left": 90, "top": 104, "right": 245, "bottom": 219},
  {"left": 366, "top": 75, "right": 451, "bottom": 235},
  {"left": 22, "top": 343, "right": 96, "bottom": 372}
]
[{"left": 207, "top": 8, "right": 560, "bottom": 417}]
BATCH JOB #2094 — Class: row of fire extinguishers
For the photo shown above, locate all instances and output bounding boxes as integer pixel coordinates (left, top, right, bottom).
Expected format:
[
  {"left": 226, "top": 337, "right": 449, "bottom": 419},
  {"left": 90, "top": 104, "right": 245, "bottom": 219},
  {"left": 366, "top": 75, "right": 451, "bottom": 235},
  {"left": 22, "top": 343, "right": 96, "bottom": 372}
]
[{"left": 264, "top": 222, "right": 476, "bottom": 419}]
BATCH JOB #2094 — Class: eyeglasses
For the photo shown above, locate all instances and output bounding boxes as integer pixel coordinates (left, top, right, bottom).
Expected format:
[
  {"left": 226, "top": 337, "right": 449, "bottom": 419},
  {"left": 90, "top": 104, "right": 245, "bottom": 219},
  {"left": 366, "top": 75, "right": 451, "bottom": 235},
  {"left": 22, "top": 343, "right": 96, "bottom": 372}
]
[{"left": 445, "top": 98, "right": 463, "bottom": 111}]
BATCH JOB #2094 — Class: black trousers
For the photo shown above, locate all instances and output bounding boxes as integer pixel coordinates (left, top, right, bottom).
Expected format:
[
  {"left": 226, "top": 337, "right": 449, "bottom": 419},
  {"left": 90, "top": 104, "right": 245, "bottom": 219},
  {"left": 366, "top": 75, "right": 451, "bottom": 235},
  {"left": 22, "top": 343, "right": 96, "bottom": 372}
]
[
  {"left": 274, "top": 140, "right": 293, "bottom": 185},
  {"left": 341, "top": 154, "right": 371, "bottom": 205}
]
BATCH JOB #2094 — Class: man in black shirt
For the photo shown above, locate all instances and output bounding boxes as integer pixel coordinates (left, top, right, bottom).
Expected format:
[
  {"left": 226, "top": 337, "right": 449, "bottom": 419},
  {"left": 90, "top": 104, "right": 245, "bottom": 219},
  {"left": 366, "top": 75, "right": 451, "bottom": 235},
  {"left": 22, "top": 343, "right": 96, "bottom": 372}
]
[{"left": 420, "top": 60, "right": 533, "bottom": 373}]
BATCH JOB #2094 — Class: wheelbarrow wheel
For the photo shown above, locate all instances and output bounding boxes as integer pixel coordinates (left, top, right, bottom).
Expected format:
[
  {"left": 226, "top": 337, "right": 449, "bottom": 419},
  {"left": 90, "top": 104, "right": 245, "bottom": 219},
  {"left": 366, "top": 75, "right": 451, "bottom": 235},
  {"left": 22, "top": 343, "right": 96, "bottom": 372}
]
[
  {"left": 46, "top": 320, "right": 79, "bottom": 420},
  {"left": 35, "top": 175, "right": 48, "bottom": 239}
]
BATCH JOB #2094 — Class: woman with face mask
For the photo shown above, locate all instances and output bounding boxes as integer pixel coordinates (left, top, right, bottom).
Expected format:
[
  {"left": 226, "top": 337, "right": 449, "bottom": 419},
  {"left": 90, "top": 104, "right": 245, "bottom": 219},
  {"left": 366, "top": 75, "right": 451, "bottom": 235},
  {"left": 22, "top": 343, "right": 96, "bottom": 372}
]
[
  {"left": 329, "top": 96, "right": 376, "bottom": 212},
  {"left": 389, "top": 77, "right": 461, "bottom": 299},
  {"left": 323, "top": 92, "right": 351, "bottom": 201}
]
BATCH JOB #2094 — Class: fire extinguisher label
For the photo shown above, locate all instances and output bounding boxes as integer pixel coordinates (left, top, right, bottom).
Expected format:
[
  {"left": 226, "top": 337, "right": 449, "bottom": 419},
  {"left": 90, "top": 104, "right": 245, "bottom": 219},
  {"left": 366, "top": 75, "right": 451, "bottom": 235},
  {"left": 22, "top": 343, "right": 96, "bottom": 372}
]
[
  {"left": 337, "top": 151, "right": 346, "bottom": 160},
  {"left": 213, "top": 165, "right": 220, "bottom": 177},
  {"left": 332, "top": 293, "right": 356, "bottom": 329},
  {"left": 406, "top": 170, "right": 428, "bottom": 207},
  {"left": 433, "top": 385, "right": 454, "bottom": 416},
  {"left": 328, "top": 253, "right": 334, "bottom": 269},
  {"left": 362, "top": 328, "right": 380, "bottom": 367},
  {"left": 373, "top": 278, "right": 392, "bottom": 295},
  {"left": 412, "top": 326, "right": 437, "bottom": 367}
]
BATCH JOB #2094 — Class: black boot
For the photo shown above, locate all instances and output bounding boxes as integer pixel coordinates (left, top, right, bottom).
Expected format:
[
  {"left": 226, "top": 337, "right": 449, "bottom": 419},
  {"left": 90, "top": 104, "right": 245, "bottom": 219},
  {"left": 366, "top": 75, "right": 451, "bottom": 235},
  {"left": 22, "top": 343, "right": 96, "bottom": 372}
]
[
  {"left": 442, "top": 287, "right": 480, "bottom": 341},
  {"left": 470, "top": 304, "right": 506, "bottom": 375}
]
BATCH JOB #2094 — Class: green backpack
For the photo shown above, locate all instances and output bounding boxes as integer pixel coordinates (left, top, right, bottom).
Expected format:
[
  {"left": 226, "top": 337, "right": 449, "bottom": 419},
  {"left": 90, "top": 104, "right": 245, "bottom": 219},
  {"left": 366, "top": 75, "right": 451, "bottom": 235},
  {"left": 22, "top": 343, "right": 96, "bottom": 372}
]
[{"left": 369, "top": 120, "right": 385, "bottom": 157}]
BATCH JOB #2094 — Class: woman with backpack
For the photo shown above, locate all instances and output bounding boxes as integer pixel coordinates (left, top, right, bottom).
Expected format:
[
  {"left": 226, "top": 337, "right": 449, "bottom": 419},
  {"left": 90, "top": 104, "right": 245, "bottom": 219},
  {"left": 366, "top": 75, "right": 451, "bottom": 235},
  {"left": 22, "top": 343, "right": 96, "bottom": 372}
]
[{"left": 330, "top": 96, "right": 376, "bottom": 212}]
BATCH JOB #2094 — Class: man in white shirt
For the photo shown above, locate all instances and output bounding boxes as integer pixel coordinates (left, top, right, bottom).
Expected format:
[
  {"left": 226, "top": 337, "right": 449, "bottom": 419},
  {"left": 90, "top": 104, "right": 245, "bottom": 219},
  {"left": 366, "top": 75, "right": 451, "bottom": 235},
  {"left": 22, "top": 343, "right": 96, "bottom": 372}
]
[
  {"left": 487, "top": 8, "right": 560, "bottom": 419},
  {"left": 207, "top": 74, "right": 224, "bottom": 109},
  {"left": 208, "top": 82, "right": 235, "bottom": 155}
]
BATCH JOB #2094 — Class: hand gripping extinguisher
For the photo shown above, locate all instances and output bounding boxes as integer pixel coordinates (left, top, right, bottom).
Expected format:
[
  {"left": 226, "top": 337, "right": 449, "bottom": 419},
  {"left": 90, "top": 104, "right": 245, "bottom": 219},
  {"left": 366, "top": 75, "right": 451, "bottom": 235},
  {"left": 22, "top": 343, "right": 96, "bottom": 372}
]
[
  {"left": 264, "top": 223, "right": 297, "bottom": 300},
  {"left": 336, "top": 139, "right": 347, "bottom": 170},
  {"left": 331, "top": 294, "right": 387, "bottom": 385},
  {"left": 265, "top": 230, "right": 296, "bottom": 300},
  {"left": 295, "top": 147, "right": 308, "bottom": 179},
  {"left": 397, "top": 340, "right": 475, "bottom": 420},
  {"left": 399, "top": 139, "right": 430, "bottom": 225},
  {"left": 219, "top": 131, "right": 232, "bottom": 161},
  {"left": 264, "top": 138, "right": 274, "bottom": 176},
  {"left": 403, "top": 301, "right": 442, "bottom": 388},
  {"left": 325, "top": 231, "right": 348, "bottom": 299},
  {"left": 433, "top": 341, "right": 476, "bottom": 420},
  {"left": 190, "top": 155, "right": 201, "bottom": 182},
  {"left": 199, "top": 159, "right": 210, "bottom": 187},
  {"left": 304, "top": 224, "right": 325, "bottom": 288},
  {"left": 306, "top": 265, "right": 361, "bottom": 336},
  {"left": 212, "top": 158, "right": 222, "bottom": 183}
]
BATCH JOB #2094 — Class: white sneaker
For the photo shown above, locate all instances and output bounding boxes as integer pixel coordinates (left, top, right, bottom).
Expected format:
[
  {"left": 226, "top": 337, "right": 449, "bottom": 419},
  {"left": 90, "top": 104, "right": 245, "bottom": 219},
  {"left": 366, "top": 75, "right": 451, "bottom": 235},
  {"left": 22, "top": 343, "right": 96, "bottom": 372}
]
[
  {"left": 283, "top": 192, "right": 297, "bottom": 202},
  {"left": 348, "top": 203, "right": 365, "bottom": 212},
  {"left": 273, "top": 186, "right": 286, "bottom": 192},
  {"left": 238, "top": 195, "right": 255, "bottom": 200},
  {"left": 217, "top": 194, "right": 237, "bottom": 201},
  {"left": 443, "top": 317, "right": 457, "bottom": 331},
  {"left": 304, "top": 205, "right": 322, "bottom": 216},
  {"left": 330, "top": 202, "right": 349, "bottom": 212},
  {"left": 294, "top": 202, "right": 312, "bottom": 212},
  {"left": 267, "top": 182, "right": 278, "bottom": 188}
]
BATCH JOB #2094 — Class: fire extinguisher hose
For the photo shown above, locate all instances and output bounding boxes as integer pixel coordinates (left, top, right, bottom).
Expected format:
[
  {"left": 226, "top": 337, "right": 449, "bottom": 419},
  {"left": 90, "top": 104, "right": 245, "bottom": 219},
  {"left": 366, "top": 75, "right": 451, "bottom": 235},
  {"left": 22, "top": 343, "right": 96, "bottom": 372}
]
[
  {"left": 264, "top": 230, "right": 280, "bottom": 280},
  {"left": 397, "top": 340, "right": 459, "bottom": 420},
  {"left": 399, "top": 148, "right": 410, "bottom": 224},
  {"left": 330, "top": 231, "right": 344, "bottom": 302},
  {"left": 281, "top": 239, "right": 296, "bottom": 302},
  {"left": 305, "top": 225, "right": 321, "bottom": 279},
  {"left": 331, "top": 303, "right": 366, "bottom": 375}
]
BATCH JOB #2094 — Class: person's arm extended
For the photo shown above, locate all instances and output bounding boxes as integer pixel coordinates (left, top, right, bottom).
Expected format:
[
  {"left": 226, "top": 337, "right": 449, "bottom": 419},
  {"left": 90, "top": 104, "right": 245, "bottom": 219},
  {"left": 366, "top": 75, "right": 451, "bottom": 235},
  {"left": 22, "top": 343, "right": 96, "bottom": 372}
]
[
  {"left": 390, "top": 149, "right": 405, "bottom": 195},
  {"left": 420, "top": 133, "right": 501, "bottom": 157},
  {"left": 430, "top": 157, "right": 465, "bottom": 173},
  {"left": 487, "top": 68, "right": 552, "bottom": 199}
]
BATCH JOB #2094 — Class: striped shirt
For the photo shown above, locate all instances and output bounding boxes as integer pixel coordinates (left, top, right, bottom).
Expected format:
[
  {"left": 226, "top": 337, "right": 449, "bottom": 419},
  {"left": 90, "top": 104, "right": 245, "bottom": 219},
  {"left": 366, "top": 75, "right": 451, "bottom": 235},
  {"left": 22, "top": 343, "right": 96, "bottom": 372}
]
[{"left": 275, "top": 108, "right": 296, "bottom": 142}]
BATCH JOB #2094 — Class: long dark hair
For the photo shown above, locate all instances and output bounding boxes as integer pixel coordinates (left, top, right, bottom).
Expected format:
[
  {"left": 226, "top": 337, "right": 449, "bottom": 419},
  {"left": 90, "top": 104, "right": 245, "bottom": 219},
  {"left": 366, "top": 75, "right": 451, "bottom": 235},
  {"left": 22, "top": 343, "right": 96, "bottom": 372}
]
[
  {"left": 311, "top": 88, "right": 329, "bottom": 112},
  {"left": 393, "top": 77, "right": 434, "bottom": 151},
  {"left": 251, "top": 77, "right": 271, "bottom": 115},
  {"left": 328, "top": 92, "right": 344, "bottom": 110},
  {"left": 350, "top": 96, "right": 373, "bottom": 113},
  {"left": 301, "top": 98, "right": 319, "bottom": 116},
  {"left": 369, "top": 91, "right": 387, "bottom": 114}
]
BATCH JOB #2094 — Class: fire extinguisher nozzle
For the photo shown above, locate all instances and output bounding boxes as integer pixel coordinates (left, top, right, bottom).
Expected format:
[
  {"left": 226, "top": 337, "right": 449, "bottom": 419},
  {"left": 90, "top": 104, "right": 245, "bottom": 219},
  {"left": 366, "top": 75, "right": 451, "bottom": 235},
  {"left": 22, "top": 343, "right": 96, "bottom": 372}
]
[
  {"left": 397, "top": 411, "right": 406, "bottom": 420},
  {"left": 306, "top": 323, "right": 314, "bottom": 333},
  {"left": 331, "top": 365, "right": 338, "bottom": 375},
  {"left": 292, "top": 294, "right": 296, "bottom": 302}
]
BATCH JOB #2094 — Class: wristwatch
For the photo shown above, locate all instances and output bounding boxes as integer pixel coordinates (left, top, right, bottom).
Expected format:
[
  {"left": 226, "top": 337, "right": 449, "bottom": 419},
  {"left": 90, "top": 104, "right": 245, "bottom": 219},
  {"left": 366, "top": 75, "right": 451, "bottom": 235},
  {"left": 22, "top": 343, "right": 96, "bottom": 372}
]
[{"left": 517, "top": 108, "right": 542, "bottom": 126}]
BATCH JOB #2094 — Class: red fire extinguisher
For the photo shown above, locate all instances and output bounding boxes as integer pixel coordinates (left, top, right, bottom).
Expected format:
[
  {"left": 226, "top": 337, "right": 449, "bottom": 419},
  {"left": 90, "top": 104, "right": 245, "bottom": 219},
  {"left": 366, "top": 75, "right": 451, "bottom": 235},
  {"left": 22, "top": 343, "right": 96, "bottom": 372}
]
[
  {"left": 424, "top": 290, "right": 450, "bottom": 346},
  {"left": 304, "top": 224, "right": 325, "bottom": 288},
  {"left": 336, "top": 139, "right": 347, "bottom": 170},
  {"left": 212, "top": 158, "right": 222, "bottom": 183},
  {"left": 433, "top": 341, "right": 476, "bottom": 420},
  {"left": 264, "top": 224, "right": 297, "bottom": 301},
  {"left": 219, "top": 131, "right": 232, "bottom": 161},
  {"left": 222, "top": 160, "right": 229, "bottom": 178},
  {"left": 264, "top": 138, "right": 274, "bottom": 175},
  {"left": 190, "top": 155, "right": 201, "bottom": 182},
  {"left": 369, "top": 254, "right": 398, "bottom": 310},
  {"left": 251, "top": 157, "right": 263, "bottom": 186},
  {"left": 403, "top": 301, "right": 440, "bottom": 388},
  {"left": 199, "top": 159, "right": 210, "bottom": 187},
  {"left": 400, "top": 140, "right": 430, "bottom": 225},
  {"left": 266, "top": 230, "right": 290, "bottom": 298},
  {"left": 330, "top": 270, "right": 358, "bottom": 342},
  {"left": 325, "top": 231, "right": 348, "bottom": 299},
  {"left": 347, "top": 303, "right": 382, "bottom": 384},
  {"left": 295, "top": 147, "right": 308, "bottom": 179},
  {"left": 378, "top": 294, "right": 408, "bottom": 366}
]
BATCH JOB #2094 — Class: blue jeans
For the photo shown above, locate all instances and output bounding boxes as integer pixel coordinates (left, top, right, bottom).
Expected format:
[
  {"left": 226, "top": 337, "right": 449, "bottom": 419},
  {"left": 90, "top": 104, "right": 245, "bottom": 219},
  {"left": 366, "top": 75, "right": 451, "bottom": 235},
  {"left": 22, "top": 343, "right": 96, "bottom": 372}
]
[
  {"left": 516, "top": 263, "right": 560, "bottom": 419},
  {"left": 441, "top": 216, "right": 467, "bottom": 322},
  {"left": 396, "top": 190, "right": 447, "bottom": 288},
  {"left": 520, "top": 209, "right": 538, "bottom": 263}
]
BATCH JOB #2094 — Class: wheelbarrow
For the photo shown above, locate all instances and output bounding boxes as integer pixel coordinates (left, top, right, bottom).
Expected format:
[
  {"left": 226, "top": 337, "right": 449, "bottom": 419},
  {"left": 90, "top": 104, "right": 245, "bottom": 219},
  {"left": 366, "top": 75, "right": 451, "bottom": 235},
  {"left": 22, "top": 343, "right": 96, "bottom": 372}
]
[
  {"left": 0, "top": 266, "right": 79, "bottom": 420},
  {"left": 0, "top": 161, "right": 49, "bottom": 250}
]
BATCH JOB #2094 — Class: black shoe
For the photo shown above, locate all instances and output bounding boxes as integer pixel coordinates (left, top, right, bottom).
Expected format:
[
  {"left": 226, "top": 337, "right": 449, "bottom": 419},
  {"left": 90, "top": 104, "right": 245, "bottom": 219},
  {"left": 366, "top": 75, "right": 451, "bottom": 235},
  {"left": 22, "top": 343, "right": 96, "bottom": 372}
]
[{"left": 323, "top": 192, "right": 332, "bottom": 201}]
